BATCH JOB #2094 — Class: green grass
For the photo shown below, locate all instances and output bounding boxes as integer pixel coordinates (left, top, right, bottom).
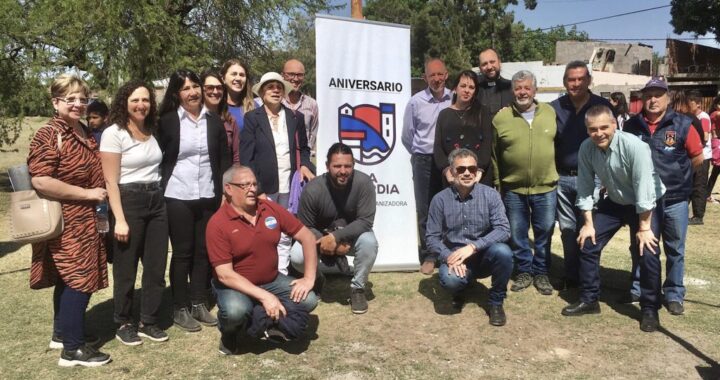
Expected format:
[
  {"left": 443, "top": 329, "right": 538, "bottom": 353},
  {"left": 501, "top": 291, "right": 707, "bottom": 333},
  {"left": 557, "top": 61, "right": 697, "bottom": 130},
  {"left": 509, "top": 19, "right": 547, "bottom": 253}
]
[{"left": 0, "top": 117, "right": 719, "bottom": 379}]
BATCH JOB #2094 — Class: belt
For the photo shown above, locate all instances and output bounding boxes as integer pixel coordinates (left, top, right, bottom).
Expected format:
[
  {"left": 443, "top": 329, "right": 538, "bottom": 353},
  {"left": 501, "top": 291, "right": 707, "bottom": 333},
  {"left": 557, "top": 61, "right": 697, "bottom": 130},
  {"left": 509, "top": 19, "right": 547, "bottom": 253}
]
[
  {"left": 118, "top": 182, "right": 162, "bottom": 191},
  {"left": 558, "top": 169, "right": 578, "bottom": 176}
]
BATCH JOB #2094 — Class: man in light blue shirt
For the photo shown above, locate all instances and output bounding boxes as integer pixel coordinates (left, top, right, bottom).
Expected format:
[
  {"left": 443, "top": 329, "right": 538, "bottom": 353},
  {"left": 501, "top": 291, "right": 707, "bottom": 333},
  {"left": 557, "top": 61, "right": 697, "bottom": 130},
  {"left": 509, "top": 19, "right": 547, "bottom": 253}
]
[
  {"left": 561, "top": 105, "right": 666, "bottom": 333},
  {"left": 401, "top": 58, "right": 452, "bottom": 274}
]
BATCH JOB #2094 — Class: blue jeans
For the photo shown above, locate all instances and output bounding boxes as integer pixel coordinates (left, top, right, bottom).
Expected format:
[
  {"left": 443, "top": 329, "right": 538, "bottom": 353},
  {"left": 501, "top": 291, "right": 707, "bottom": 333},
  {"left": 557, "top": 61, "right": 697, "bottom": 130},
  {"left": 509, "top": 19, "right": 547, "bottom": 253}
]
[
  {"left": 411, "top": 153, "right": 442, "bottom": 262},
  {"left": 53, "top": 281, "right": 91, "bottom": 351},
  {"left": 556, "top": 175, "right": 583, "bottom": 283},
  {"left": 630, "top": 199, "right": 687, "bottom": 303},
  {"left": 291, "top": 231, "right": 378, "bottom": 289},
  {"left": 212, "top": 274, "right": 318, "bottom": 335},
  {"left": 438, "top": 243, "right": 513, "bottom": 306},
  {"left": 579, "top": 197, "right": 662, "bottom": 311},
  {"left": 503, "top": 189, "right": 557, "bottom": 275}
]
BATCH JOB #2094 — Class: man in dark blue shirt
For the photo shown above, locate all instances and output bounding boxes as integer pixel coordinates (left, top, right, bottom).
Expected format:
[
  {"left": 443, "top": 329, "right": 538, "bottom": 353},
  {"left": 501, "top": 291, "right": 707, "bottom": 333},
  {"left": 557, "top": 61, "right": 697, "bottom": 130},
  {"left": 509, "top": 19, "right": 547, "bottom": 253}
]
[
  {"left": 426, "top": 148, "right": 512, "bottom": 326},
  {"left": 550, "top": 61, "right": 613, "bottom": 289}
]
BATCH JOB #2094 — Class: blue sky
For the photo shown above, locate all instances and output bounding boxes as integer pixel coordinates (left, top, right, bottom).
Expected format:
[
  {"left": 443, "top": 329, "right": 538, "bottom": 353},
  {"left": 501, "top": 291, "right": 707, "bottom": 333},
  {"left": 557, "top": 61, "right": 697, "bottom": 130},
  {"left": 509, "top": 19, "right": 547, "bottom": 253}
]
[{"left": 326, "top": 0, "right": 719, "bottom": 55}]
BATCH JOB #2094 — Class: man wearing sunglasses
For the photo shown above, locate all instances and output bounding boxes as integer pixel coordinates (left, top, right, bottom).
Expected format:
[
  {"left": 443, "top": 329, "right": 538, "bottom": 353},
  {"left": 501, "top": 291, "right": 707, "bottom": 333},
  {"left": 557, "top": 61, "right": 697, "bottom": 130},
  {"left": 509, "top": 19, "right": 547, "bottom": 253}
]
[
  {"left": 426, "top": 148, "right": 512, "bottom": 326},
  {"left": 492, "top": 70, "right": 559, "bottom": 296},
  {"left": 206, "top": 164, "right": 319, "bottom": 354}
]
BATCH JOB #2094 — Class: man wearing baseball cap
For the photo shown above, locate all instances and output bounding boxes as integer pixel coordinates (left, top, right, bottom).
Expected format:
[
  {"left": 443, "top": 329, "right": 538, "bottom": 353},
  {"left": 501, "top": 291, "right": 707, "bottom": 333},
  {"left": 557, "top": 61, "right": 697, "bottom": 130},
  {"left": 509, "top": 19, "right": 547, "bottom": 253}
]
[{"left": 623, "top": 77, "right": 704, "bottom": 316}]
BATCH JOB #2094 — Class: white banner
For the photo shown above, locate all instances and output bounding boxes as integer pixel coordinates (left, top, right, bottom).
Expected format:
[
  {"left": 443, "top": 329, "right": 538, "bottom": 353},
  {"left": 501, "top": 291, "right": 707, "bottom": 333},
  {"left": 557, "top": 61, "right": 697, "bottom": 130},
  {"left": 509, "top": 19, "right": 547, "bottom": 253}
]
[{"left": 315, "top": 15, "right": 417, "bottom": 271}]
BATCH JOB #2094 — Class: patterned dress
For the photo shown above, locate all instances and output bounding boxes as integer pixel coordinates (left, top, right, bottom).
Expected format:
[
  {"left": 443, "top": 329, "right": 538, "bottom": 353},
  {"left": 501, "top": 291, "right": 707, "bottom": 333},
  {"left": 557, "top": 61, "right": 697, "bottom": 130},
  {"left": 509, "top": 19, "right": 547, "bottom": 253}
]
[{"left": 27, "top": 117, "right": 108, "bottom": 293}]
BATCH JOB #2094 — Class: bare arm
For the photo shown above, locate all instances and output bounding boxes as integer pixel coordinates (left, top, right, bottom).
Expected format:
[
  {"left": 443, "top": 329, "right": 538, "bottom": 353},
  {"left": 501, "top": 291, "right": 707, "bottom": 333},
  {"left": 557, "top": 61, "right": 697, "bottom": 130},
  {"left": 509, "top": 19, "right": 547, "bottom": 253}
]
[
  {"left": 289, "top": 226, "right": 318, "bottom": 302},
  {"left": 691, "top": 153, "right": 704, "bottom": 169},
  {"left": 100, "top": 151, "right": 129, "bottom": 242},
  {"left": 31, "top": 176, "right": 106, "bottom": 202}
]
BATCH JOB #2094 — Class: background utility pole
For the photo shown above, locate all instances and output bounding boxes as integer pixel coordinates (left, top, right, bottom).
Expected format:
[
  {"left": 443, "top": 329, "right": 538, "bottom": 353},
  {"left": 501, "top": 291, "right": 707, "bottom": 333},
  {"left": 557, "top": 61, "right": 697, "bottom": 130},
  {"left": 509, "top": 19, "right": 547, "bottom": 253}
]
[{"left": 351, "top": 0, "right": 363, "bottom": 19}]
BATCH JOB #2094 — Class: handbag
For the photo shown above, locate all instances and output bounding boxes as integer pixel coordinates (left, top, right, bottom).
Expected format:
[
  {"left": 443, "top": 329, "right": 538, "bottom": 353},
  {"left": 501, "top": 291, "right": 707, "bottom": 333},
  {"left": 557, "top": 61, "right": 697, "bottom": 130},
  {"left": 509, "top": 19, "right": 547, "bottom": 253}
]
[{"left": 9, "top": 131, "right": 64, "bottom": 244}]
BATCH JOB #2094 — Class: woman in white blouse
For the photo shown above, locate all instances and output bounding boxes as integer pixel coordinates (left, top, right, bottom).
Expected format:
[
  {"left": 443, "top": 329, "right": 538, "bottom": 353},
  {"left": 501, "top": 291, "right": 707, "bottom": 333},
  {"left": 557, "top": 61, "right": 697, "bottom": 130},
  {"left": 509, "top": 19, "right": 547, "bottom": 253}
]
[
  {"left": 157, "top": 69, "right": 231, "bottom": 333},
  {"left": 100, "top": 80, "right": 169, "bottom": 345}
]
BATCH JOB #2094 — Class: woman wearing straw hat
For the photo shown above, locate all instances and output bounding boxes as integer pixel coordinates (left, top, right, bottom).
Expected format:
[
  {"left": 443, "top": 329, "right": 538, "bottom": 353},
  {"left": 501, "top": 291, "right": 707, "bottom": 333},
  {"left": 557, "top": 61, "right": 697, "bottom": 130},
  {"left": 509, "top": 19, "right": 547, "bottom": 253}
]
[{"left": 239, "top": 72, "right": 315, "bottom": 272}]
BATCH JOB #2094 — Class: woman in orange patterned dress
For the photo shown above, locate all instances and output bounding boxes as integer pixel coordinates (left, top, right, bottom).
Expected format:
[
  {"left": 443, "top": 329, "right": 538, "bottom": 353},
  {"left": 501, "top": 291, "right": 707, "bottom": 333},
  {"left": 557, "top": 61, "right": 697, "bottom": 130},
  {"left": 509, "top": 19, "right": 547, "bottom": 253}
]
[{"left": 27, "top": 74, "right": 111, "bottom": 367}]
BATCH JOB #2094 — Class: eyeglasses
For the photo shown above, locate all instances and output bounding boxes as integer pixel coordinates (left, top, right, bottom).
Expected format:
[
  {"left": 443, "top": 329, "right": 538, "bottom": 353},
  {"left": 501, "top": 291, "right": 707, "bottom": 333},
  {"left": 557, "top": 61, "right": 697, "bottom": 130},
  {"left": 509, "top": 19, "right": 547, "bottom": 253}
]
[
  {"left": 56, "top": 97, "right": 89, "bottom": 106},
  {"left": 228, "top": 181, "right": 257, "bottom": 190},
  {"left": 455, "top": 165, "right": 478, "bottom": 174},
  {"left": 203, "top": 85, "right": 224, "bottom": 93},
  {"left": 283, "top": 72, "right": 305, "bottom": 79}
]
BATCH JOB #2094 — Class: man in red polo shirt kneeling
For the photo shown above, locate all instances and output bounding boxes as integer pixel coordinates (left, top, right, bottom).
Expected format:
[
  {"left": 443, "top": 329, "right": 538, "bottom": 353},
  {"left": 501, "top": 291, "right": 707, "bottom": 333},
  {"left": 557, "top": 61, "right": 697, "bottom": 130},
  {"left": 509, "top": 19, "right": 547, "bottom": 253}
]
[{"left": 206, "top": 164, "right": 319, "bottom": 355}]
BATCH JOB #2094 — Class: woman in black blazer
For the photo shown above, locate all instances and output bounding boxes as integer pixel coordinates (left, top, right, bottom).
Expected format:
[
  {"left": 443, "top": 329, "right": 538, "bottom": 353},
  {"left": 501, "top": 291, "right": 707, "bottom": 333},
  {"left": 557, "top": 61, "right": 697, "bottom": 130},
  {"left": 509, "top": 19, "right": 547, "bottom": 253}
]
[
  {"left": 239, "top": 72, "right": 315, "bottom": 201},
  {"left": 157, "top": 69, "right": 230, "bottom": 332},
  {"left": 239, "top": 72, "right": 315, "bottom": 275}
]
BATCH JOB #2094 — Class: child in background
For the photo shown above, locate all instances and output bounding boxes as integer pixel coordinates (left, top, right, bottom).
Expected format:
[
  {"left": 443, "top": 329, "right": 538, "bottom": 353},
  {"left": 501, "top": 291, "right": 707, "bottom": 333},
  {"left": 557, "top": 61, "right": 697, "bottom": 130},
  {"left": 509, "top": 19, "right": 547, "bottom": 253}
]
[{"left": 87, "top": 100, "right": 109, "bottom": 143}]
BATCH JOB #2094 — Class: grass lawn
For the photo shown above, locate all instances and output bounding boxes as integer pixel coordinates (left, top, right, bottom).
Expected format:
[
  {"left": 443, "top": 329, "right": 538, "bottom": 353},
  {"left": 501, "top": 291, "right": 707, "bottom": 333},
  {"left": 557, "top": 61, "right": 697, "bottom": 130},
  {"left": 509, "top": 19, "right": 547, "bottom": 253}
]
[{"left": 0, "top": 117, "right": 719, "bottom": 379}]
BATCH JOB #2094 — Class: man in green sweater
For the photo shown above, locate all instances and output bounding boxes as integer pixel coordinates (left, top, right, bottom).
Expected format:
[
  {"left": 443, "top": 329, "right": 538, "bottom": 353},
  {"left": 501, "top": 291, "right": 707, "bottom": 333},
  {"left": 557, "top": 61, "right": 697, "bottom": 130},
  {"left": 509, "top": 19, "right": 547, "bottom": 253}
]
[{"left": 491, "top": 70, "right": 559, "bottom": 296}]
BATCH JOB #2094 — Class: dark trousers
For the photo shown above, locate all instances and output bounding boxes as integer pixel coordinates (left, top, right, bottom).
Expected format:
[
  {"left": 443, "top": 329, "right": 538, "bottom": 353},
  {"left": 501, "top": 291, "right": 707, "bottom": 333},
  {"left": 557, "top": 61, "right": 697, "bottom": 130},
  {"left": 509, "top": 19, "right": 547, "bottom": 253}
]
[
  {"left": 113, "top": 184, "right": 169, "bottom": 325},
  {"left": 166, "top": 197, "right": 216, "bottom": 309},
  {"left": 579, "top": 197, "right": 662, "bottom": 312},
  {"left": 691, "top": 159, "right": 710, "bottom": 218},
  {"left": 707, "top": 164, "right": 720, "bottom": 198},
  {"left": 411, "top": 153, "right": 442, "bottom": 263},
  {"left": 53, "top": 281, "right": 91, "bottom": 351}
]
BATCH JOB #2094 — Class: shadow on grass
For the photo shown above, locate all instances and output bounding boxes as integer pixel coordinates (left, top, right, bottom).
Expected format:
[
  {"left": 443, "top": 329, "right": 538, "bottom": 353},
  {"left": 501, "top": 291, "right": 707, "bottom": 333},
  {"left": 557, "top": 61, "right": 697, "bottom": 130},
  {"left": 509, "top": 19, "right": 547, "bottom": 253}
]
[
  {"left": 318, "top": 274, "right": 375, "bottom": 305},
  {"left": 0, "top": 241, "right": 25, "bottom": 259},
  {"left": 656, "top": 326, "right": 720, "bottom": 379},
  {"left": 684, "top": 298, "right": 720, "bottom": 309},
  {"left": 417, "top": 275, "right": 490, "bottom": 315},
  {"left": 86, "top": 287, "right": 176, "bottom": 349}
]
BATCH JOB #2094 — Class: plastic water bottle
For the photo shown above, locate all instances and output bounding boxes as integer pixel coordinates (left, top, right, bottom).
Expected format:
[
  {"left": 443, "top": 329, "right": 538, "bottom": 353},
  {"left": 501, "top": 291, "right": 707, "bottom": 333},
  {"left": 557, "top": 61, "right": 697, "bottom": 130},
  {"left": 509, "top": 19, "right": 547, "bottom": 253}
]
[{"left": 95, "top": 202, "right": 110, "bottom": 233}]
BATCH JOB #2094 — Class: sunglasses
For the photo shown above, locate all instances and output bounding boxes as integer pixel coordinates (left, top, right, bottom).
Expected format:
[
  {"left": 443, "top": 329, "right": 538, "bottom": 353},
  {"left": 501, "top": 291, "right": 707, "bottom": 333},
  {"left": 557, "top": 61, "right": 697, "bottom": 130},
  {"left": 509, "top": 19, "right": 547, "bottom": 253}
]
[
  {"left": 455, "top": 165, "right": 478, "bottom": 174},
  {"left": 203, "top": 84, "right": 224, "bottom": 93}
]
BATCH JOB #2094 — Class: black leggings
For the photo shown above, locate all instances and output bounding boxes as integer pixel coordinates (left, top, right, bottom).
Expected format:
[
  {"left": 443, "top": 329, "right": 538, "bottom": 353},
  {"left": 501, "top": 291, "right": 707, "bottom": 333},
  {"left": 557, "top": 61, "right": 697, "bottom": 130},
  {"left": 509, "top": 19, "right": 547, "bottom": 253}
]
[
  {"left": 165, "top": 197, "right": 217, "bottom": 309},
  {"left": 707, "top": 164, "right": 720, "bottom": 198}
]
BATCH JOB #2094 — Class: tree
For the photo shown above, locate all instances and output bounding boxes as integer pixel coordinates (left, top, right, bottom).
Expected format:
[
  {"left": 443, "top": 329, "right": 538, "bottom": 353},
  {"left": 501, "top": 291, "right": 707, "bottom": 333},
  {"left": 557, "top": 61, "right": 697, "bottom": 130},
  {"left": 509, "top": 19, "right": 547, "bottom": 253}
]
[
  {"left": 670, "top": 0, "right": 720, "bottom": 43},
  {"left": 0, "top": 0, "right": 334, "bottom": 147},
  {"left": 363, "top": 0, "right": 588, "bottom": 78}
]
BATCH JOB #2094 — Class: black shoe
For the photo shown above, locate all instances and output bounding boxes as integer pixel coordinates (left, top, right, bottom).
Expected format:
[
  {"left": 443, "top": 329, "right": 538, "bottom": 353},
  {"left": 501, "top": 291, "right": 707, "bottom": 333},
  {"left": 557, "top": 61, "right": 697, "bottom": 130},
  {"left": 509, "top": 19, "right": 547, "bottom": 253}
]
[
  {"left": 451, "top": 295, "right": 465, "bottom": 311},
  {"left": 58, "top": 344, "right": 111, "bottom": 367},
  {"left": 562, "top": 301, "right": 601, "bottom": 316},
  {"left": 115, "top": 323, "right": 142, "bottom": 346},
  {"left": 618, "top": 293, "right": 640, "bottom": 304},
  {"left": 218, "top": 332, "right": 238, "bottom": 355},
  {"left": 688, "top": 216, "right": 704, "bottom": 225},
  {"left": 191, "top": 303, "right": 218, "bottom": 326},
  {"left": 138, "top": 323, "right": 169, "bottom": 342},
  {"left": 350, "top": 288, "right": 368, "bottom": 314},
  {"left": 666, "top": 301, "right": 684, "bottom": 316},
  {"left": 49, "top": 333, "right": 100, "bottom": 350},
  {"left": 511, "top": 273, "right": 533, "bottom": 292},
  {"left": 640, "top": 310, "right": 660, "bottom": 332},
  {"left": 174, "top": 307, "right": 202, "bottom": 332},
  {"left": 534, "top": 274, "right": 553, "bottom": 295},
  {"left": 488, "top": 305, "right": 506, "bottom": 326}
]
